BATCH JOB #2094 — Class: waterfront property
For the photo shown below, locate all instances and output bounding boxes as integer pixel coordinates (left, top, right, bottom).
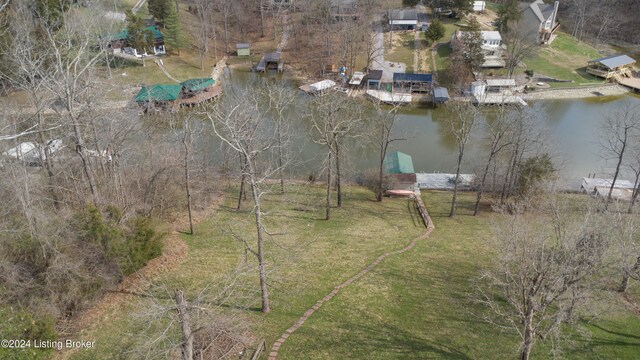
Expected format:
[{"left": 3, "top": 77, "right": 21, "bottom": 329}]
[
  {"left": 452, "top": 31, "right": 506, "bottom": 68},
  {"left": 432, "top": 87, "right": 450, "bottom": 104},
  {"left": 365, "top": 70, "right": 383, "bottom": 90},
  {"left": 516, "top": 0, "right": 560, "bottom": 45},
  {"left": 586, "top": 54, "right": 636, "bottom": 79},
  {"left": 107, "top": 25, "right": 166, "bottom": 56},
  {"left": 135, "top": 78, "right": 219, "bottom": 111},
  {"left": 392, "top": 73, "right": 432, "bottom": 94},
  {"left": 581, "top": 177, "right": 636, "bottom": 201},
  {"left": 388, "top": 9, "right": 418, "bottom": 30}
]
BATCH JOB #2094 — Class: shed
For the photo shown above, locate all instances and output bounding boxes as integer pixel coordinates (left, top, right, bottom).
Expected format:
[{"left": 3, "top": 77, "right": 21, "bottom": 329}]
[
  {"left": 384, "top": 151, "right": 415, "bottom": 174},
  {"left": 392, "top": 73, "right": 432, "bottom": 93},
  {"left": 366, "top": 70, "right": 383, "bottom": 90},
  {"left": 432, "top": 87, "right": 449, "bottom": 104},
  {"left": 236, "top": 43, "right": 251, "bottom": 56},
  {"left": 473, "top": 1, "right": 485, "bottom": 11}
]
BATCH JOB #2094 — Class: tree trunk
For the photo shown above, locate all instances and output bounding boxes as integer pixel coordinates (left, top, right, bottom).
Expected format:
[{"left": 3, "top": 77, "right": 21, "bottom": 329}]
[
  {"left": 259, "top": 0, "right": 265, "bottom": 37},
  {"left": 325, "top": 152, "right": 332, "bottom": 220},
  {"left": 619, "top": 256, "right": 640, "bottom": 293},
  {"left": 377, "top": 147, "right": 385, "bottom": 202},
  {"left": 520, "top": 309, "right": 535, "bottom": 360},
  {"left": 247, "top": 157, "right": 270, "bottom": 313},
  {"left": 278, "top": 125, "right": 284, "bottom": 194},
  {"left": 237, "top": 154, "right": 247, "bottom": 211},
  {"left": 450, "top": 149, "right": 464, "bottom": 217},
  {"left": 474, "top": 152, "right": 497, "bottom": 216},
  {"left": 335, "top": 142, "right": 342, "bottom": 208},
  {"left": 628, "top": 172, "right": 640, "bottom": 213},
  {"left": 183, "top": 121, "right": 194, "bottom": 235},
  {"left": 606, "top": 127, "right": 628, "bottom": 210},
  {"left": 174, "top": 290, "right": 193, "bottom": 360},
  {"left": 73, "top": 123, "right": 100, "bottom": 207}
]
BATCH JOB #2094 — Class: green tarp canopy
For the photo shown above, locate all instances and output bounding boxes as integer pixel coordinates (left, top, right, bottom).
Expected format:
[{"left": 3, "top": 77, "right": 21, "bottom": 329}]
[
  {"left": 180, "top": 78, "right": 215, "bottom": 92},
  {"left": 135, "top": 84, "right": 182, "bottom": 102},
  {"left": 384, "top": 151, "right": 415, "bottom": 174}
]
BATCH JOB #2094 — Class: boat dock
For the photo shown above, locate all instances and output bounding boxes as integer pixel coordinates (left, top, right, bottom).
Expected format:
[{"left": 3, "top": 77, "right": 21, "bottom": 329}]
[
  {"left": 177, "top": 85, "right": 223, "bottom": 106},
  {"left": 617, "top": 76, "right": 640, "bottom": 92},
  {"left": 256, "top": 51, "right": 284, "bottom": 73},
  {"left": 365, "top": 90, "right": 412, "bottom": 105},
  {"left": 415, "top": 173, "right": 476, "bottom": 190}
]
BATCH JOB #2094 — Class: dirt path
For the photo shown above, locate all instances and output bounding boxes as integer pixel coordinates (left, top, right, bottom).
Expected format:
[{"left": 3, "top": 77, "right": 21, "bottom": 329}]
[
  {"left": 267, "top": 203, "right": 435, "bottom": 360},
  {"left": 55, "top": 193, "right": 225, "bottom": 360},
  {"left": 414, "top": 31, "right": 420, "bottom": 72}
]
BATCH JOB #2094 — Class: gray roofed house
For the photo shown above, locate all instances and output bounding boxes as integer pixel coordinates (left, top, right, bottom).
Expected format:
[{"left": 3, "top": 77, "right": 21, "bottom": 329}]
[
  {"left": 515, "top": 0, "right": 560, "bottom": 44},
  {"left": 388, "top": 9, "right": 418, "bottom": 29},
  {"left": 587, "top": 54, "right": 636, "bottom": 79}
]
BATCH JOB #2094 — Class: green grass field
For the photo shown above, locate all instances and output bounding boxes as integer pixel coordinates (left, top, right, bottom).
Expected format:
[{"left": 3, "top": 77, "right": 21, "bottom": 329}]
[
  {"left": 60, "top": 186, "right": 640, "bottom": 360},
  {"left": 524, "top": 32, "right": 605, "bottom": 85}
]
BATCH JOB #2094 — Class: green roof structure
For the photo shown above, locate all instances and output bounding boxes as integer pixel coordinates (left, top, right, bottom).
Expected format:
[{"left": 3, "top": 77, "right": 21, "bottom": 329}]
[
  {"left": 135, "top": 84, "right": 182, "bottom": 103},
  {"left": 110, "top": 26, "right": 164, "bottom": 42},
  {"left": 384, "top": 151, "right": 415, "bottom": 174},
  {"left": 180, "top": 78, "right": 215, "bottom": 92}
]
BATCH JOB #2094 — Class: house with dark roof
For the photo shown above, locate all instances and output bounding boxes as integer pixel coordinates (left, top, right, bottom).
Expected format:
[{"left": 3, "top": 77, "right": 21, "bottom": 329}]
[
  {"left": 587, "top": 55, "right": 636, "bottom": 79},
  {"left": 388, "top": 9, "right": 418, "bottom": 30},
  {"left": 392, "top": 73, "right": 432, "bottom": 93},
  {"left": 365, "top": 70, "right": 383, "bottom": 90},
  {"left": 515, "top": 0, "right": 560, "bottom": 44},
  {"left": 107, "top": 25, "right": 166, "bottom": 56},
  {"left": 330, "top": 0, "right": 358, "bottom": 20}
]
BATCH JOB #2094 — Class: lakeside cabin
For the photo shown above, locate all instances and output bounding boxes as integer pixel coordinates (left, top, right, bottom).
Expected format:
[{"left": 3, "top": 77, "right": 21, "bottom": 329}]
[
  {"left": 365, "top": 70, "right": 383, "bottom": 90},
  {"left": 107, "top": 25, "right": 166, "bottom": 56},
  {"left": 586, "top": 55, "right": 636, "bottom": 79},
  {"left": 135, "top": 78, "right": 220, "bottom": 111}
]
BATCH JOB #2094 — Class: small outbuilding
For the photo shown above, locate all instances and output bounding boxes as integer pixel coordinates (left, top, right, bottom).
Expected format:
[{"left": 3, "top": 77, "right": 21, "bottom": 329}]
[
  {"left": 384, "top": 151, "right": 415, "bottom": 174},
  {"left": 587, "top": 54, "right": 636, "bottom": 79},
  {"left": 432, "top": 87, "right": 449, "bottom": 104},
  {"left": 473, "top": 1, "right": 485, "bottom": 12},
  {"left": 236, "top": 43, "right": 251, "bottom": 56},
  {"left": 365, "top": 70, "right": 383, "bottom": 90}
]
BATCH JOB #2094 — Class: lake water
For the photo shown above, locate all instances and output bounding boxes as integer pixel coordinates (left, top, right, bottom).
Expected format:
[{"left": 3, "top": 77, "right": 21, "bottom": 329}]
[{"left": 202, "top": 70, "right": 640, "bottom": 187}]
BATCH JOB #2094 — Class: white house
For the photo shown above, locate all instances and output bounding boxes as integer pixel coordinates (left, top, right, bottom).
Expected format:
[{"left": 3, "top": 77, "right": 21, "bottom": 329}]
[
  {"left": 452, "top": 31, "right": 506, "bottom": 68},
  {"left": 473, "top": 1, "right": 485, "bottom": 12}
]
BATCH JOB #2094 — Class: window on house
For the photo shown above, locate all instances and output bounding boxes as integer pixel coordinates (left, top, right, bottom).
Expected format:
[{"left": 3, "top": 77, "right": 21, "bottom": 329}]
[{"left": 545, "top": 19, "right": 552, "bottom": 29}]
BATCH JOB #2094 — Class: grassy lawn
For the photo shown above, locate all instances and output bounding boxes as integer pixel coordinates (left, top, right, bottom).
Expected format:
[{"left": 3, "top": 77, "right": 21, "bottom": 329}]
[
  {"left": 63, "top": 187, "right": 640, "bottom": 359},
  {"left": 386, "top": 31, "right": 416, "bottom": 72},
  {"left": 524, "top": 32, "right": 606, "bottom": 85}
]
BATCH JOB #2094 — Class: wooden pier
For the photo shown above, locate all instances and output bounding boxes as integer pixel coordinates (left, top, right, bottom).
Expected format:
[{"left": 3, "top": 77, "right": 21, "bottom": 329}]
[
  {"left": 473, "top": 93, "right": 527, "bottom": 106},
  {"left": 617, "top": 76, "right": 640, "bottom": 92},
  {"left": 177, "top": 85, "right": 222, "bottom": 107}
]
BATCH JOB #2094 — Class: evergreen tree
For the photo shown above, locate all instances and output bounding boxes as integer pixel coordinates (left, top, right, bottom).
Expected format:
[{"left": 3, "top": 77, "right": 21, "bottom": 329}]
[
  {"left": 460, "top": 31, "right": 484, "bottom": 70},
  {"left": 148, "top": 0, "right": 172, "bottom": 25},
  {"left": 163, "top": 1, "right": 183, "bottom": 53},
  {"left": 34, "top": 0, "right": 71, "bottom": 29},
  {"left": 126, "top": 10, "right": 153, "bottom": 55},
  {"left": 425, "top": 20, "right": 445, "bottom": 44}
]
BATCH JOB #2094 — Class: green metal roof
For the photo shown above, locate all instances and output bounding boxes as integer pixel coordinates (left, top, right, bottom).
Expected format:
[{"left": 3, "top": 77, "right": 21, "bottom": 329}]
[
  {"left": 384, "top": 151, "right": 415, "bottom": 174},
  {"left": 135, "top": 84, "right": 182, "bottom": 102},
  {"left": 111, "top": 26, "right": 164, "bottom": 41},
  {"left": 180, "top": 78, "right": 215, "bottom": 92}
]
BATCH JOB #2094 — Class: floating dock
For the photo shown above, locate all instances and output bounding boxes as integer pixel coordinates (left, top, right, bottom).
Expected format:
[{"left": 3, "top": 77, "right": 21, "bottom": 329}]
[
  {"left": 415, "top": 173, "right": 476, "bottom": 190},
  {"left": 177, "top": 85, "right": 222, "bottom": 106},
  {"left": 365, "top": 90, "right": 412, "bottom": 105}
]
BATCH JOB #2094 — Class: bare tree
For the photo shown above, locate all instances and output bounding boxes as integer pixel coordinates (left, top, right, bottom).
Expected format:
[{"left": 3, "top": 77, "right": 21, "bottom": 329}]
[
  {"left": 266, "top": 84, "right": 297, "bottom": 194},
  {"left": 205, "top": 80, "right": 291, "bottom": 313},
  {"left": 193, "top": 0, "right": 214, "bottom": 70},
  {"left": 372, "top": 102, "right": 404, "bottom": 202},
  {"left": 503, "top": 27, "right": 539, "bottom": 79},
  {"left": 473, "top": 107, "right": 519, "bottom": 215},
  {"left": 309, "top": 92, "right": 363, "bottom": 218},
  {"left": 607, "top": 204, "right": 640, "bottom": 293},
  {"left": 599, "top": 104, "right": 640, "bottom": 210},
  {"left": 445, "top": 102, "right": 477, "bottom": 217},
  {"left": 475, "top": 197, "right": 609, "bottom": 360}
]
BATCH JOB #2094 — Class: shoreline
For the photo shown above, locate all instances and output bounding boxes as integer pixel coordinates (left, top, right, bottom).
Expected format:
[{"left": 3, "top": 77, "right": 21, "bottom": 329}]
[{"left": 520, "top": 84, "right": 631, "bottom": 100}]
